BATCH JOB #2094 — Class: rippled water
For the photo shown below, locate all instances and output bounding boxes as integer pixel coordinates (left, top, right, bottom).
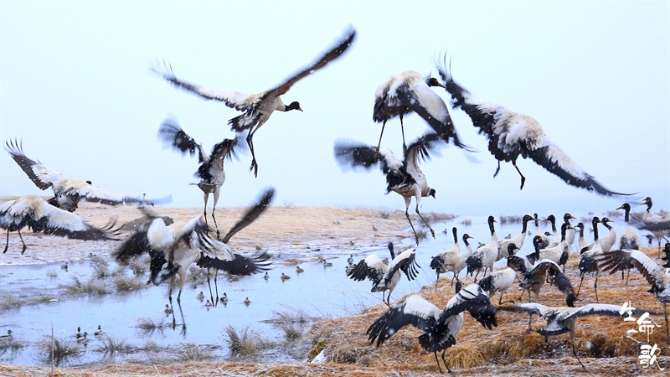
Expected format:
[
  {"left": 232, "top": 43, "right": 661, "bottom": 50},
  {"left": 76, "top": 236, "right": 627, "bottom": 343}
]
[{"left": 0, "top": 214, "right": 634, "bottom": 366}]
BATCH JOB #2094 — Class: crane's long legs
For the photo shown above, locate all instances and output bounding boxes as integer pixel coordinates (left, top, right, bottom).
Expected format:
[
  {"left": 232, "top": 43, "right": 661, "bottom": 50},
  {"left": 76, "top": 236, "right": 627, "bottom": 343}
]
[
  {"left": 211, "top": 191, "right": 220, "bottom": 239},
  {"left": 572, "top": 339, "right": 585, "bottom": 368},
  {"left": 17, "top": 230, "right": 26, "bottom": 254},
  {"left": 375, "top": 120, "right": 387, "bottom": 162},
  {"left": 594, "top": 272, "right": 599, "bottom": 303},
  {"left": 432, "top": 351, "right": 444, "bottom": 373},
  {"left": 206, "top": 269, "right": 216, "bottom": 306},
  {"left": 3, "top": 230, "right": 9, "bottom": 254},
  {"left": 512, "top": 160, "right": 526, "bottom": 190},
  {"left": 405, "top": 208, "right": 420, "bottom": 246},
  {"left": 246, "top": 127, "right": 259, "bottom": 178},
  {"left": 441, "top": 351, "right": 452, "bottom": 373},
  {"left": 576, "top": 276, "right": 585, "bottom": 297},
  {"left": 416, "top": 207, "right": 436, "bottom": 239},
  {"left": 399, "top": 115, "right": 407, "bottom": 154},
  {"left": 202, "top": 193, "right": 209, "bottom": 226}
]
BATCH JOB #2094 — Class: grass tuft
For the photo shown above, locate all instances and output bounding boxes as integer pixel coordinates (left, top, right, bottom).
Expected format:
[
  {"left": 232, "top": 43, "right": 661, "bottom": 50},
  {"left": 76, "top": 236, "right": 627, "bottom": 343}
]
[
  {"left": 176, "top": 342, "right": 214, "bottom": 362},
  {"left": 38, "top": 335, "right": 83, "bottom": 367},
  {"left": 136, "top": 317, "right": 166, "bottom": 335},
  {"left": 63, "top": 276, "right": 110, "bottom": 295},
  {"left": 223, "top": 325, "right": 266, "bottom": 357},
  {"left": 93, "top": 335, "right": 133, "bottom": 355},
  {"left": 0, "top": 294, "right": 23, "bottom": 310},
  {"left": 113, "top": 275, "right": 146, "bottom": 293}
]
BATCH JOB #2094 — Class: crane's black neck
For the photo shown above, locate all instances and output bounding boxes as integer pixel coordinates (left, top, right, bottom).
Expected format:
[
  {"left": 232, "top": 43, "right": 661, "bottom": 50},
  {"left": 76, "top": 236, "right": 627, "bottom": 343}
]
[
  {"left": 463, "top": 235, "right": 470, "bottom": 247},
  {"left": 387, "top": 242, "right": 395, "bottom": 259},
  {"left": 452, "top": 227, "right": 458, "bottom": 244},
  {"left": 548, "top": 215, "right": 557, "bottom": 233},
  {"left": 592, "top": 218, "right": 600, "bottom": 241}
]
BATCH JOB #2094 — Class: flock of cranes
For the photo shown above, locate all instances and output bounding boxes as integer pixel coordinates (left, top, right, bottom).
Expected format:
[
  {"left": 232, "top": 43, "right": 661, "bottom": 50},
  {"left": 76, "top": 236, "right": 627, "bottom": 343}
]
[
  {"left": 346, "top": 205, "right": 669, "bottom": 372},
  {"left": 1, "top": 24, "right": 669, "bottom": 372}
]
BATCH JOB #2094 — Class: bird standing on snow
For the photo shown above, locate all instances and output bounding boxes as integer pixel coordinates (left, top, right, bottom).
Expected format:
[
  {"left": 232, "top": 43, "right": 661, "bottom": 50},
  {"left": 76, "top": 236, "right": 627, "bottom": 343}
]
[
  {"left": 334, "top": 132, "right": 446, "bottom": 245},
  {"left": 152, "top": 28, "right": 356, "bottom": 177},
  {"left": 0, "top": 195, "right": 119, "bottom": 254},
  {"left": 158, "top": 117, "right": 240, "bottom": 238},
  {"left": 4, "top": 140, "right": 160, "bottom": 212},
  {"left": 435, "top": 59, "right": 630, "bottom": 196},
  {"left": 373, "top": 71, "right": 469, "bottom": 155}
]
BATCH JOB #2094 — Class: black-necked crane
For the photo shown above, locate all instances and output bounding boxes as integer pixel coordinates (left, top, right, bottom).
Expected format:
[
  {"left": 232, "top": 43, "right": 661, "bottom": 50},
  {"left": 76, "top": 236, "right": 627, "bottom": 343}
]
[
  {"left": 512, "top": 257, "right": 563, "bottom": 305},
  {"left": 539, "top": 223, "right": 572, "bottom": 270},
  {"left": 635, "top": 197, "right": 670, "bottom": 258},
  {"left": 4, "top": 140, "right": 159, "bottom": 212},
  {"left": 545, "top": 214, "right": 559, "bottom": 247},
  {"left": 575, "top": 222, "right": 588, "bottom": 251},
  {"left": 0, "top": 195, "right": 119, "bottom": 254},
  {"left": 334, "top": 132, "right": 447, "bottom": 245},
  {"left": 562, "top": 213, "right": 577, "bottom": 253},
  {"left": 347, "top": 242, "right": 419, "bottom": 306},
  {"left": 152, "top": 28, "right": 356, "bottom": 177},
  {"left": 465, "top": 216, "right": 499, "bottom": 282},
  {"left": 617, "top": 203, "right": 640, "bottom": 250},
  {"left": 366, "top": 283, "right": 497, "bottom": 373},
  {"left": 497, "top": 303, "right": 656, "bottom": 367},
  {"left": 435, "top": 59, "right": 631, "bottom": 196},
  {"left": 597, "top": 217, "right": 616, "bottom": 253},
  {"left": 430, "top": 228, "right": 473, "bottom": 287},
  {"left": 158, "top": 117, "right": 239, "bottom": 239},
  {"left": 533, "top": 213, "right": 549, "bottom": 249},
  {"left": 113, "top": 188, "right": 274, "bottom": 330},
  {"left": 478, "top": 248, "right": 519, "bottom": 305},
  {"left": 497, "top": 214, "right": 533, "bottom": 260},
  {"left": 373, "top": 71, "right": 469, "bottom": 155},
  {"left": 598, "top": 248, "right": 670, "bottom": 343},
  {"left": 577, "top": 217, "right": 603, "bottom": 302}
]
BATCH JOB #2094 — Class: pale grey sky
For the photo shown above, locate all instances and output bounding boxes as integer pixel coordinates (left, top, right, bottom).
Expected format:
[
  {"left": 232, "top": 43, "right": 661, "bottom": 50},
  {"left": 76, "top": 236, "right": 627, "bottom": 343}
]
[{"left": 1, "top": 1, "right": 668, "bottom": 216}]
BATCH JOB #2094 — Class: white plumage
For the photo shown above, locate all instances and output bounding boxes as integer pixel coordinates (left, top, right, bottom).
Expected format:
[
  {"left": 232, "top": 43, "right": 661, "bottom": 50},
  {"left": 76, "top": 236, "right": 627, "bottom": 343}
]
[
  {"left": 539, "top": 222, "right": 572, "bottom": 269},
  {"left": 4, "top": 140, "right": 158, "bottom": 212},
  {"left": 477, "top": 267, "right": 517, "bottom": 305},
  {"left": 465, "top": 216, "right": 499, "bottom": 281},
  {"left": 597, "top": 217, "right": 616, "bottom": 253},
  {"left": 373, "top": 71, "right": 468, "bottom": 154},
  {"left": 0, "top": 194, "right": 118, "bottom": 254},
  {"left": 435, "top": 60, "right": 630, "bottom": 196},
  {"left": 152, "top": 29, "right": 356, "bottom": 177},
  {"left": 497, "top": 214, "right": 533, "bottom": 260},
  {"left": 430, "top": 228, "right": 473, "bottom": 287}
]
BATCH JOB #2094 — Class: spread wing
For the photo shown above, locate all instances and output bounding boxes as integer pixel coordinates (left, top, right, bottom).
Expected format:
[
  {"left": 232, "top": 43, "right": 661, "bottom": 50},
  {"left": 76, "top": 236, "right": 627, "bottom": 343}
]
[
  {"left": 4, "top": 139, "right": 62, "bottom": 190},
  {"left": 333, "top": 139, "right": 403, "bottom": 176},
  {"left": 599, "top": 249, "right": 667, "bottom": 293},
  {"left": 260, "top": 27, "right": 356, "bottom": 101},
  {"left": 220, "top": 187, "right": 274, "bottom": 243},
  {"left": 158, "top": 117, "right": 207, "bottom": 162},
  {"left": 150, "top": 61, "right": 252, "bottom": 110},
  {"left": 525, "top": 139, "right": 630, "bottom": 197},
  {"left": 366, "top": 295, "right": 439, "bottom": 347},
  {"left": 436, "top": 59, "right": 630, "bottom": 197}
]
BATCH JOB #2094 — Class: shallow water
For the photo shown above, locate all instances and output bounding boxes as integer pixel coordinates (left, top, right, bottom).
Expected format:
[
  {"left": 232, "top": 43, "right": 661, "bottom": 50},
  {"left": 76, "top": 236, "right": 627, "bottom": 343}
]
[{"left": 0, "top": 214, "right": 633, "bottom": 366}]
